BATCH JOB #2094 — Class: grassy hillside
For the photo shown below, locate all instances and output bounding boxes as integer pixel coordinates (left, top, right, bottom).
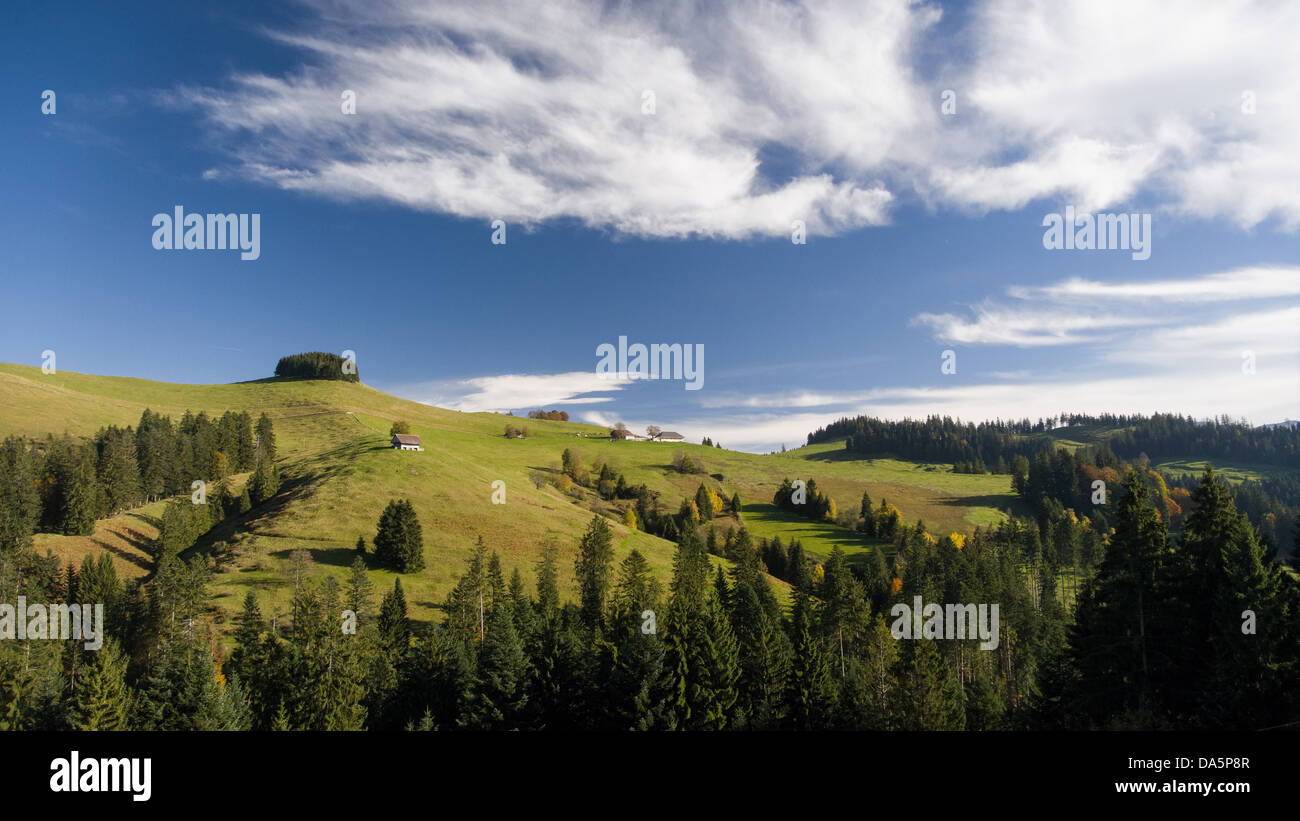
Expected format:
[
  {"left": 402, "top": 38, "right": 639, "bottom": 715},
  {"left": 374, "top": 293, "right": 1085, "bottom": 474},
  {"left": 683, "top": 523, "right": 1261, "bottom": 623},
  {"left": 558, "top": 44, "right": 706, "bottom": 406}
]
[{"left": 0, "top": 363, "right": 1018, "bottom": 633}]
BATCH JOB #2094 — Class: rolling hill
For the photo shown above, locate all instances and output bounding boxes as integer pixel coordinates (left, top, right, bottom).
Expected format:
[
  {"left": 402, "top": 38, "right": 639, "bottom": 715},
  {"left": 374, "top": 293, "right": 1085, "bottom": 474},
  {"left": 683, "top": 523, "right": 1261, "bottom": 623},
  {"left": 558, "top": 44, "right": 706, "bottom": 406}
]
[{"left": 0, "top": 362, "right": 1019, "bottom": 632}]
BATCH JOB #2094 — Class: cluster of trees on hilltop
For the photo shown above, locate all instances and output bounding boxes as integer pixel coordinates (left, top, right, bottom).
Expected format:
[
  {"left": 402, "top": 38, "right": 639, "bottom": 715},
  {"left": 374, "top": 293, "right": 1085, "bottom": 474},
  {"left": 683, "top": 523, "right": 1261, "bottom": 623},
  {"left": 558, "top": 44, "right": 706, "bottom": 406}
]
[
  {"left": 807, "top": 413, "right": 1300, "bottom": 473},
  {"left": 274, "top": 352, "right": 359, "bottom": 382},
  {"left": 1, "top": 467, "right": 1296, "bottom": 731},
  {"left": 0, "top": 410, "right": 277, "bottom": 543},
  {"left": 528, "top": 409, "right": 569, "bottom": 421}
]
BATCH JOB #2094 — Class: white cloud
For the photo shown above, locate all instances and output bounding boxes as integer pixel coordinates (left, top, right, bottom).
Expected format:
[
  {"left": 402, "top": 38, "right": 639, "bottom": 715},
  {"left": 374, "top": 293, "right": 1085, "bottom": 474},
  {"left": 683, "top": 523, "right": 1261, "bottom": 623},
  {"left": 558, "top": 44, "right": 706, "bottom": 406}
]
[
  {"left": 1009, "top": 266, "right": 1300, "bottom": 303},
  {"left": 915, "top": 267, "right": 1300, "bottom": 348},
  {"left": 934, "top": 0, "right": 1300, "bottom": 227},
  {"left": 911, "top": 304, "right": 1157, "bottom": 347},
  {"left": 395, "top": 371, "right": 626, "bottom": 412},
  {"left": 174, "top": 0, "right": 1300, "bottom": 237}
]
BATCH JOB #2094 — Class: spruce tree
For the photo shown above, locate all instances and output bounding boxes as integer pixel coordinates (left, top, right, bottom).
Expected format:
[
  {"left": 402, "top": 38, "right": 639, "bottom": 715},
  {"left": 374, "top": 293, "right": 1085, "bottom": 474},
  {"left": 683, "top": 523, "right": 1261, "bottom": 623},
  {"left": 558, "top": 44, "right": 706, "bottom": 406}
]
[
  {"left": 373, "top": 499, "right": 424, "bottom": 572},
  {"left": 899, "top": 637, "right": 966, "bottom": 730},
  {"left": 66, "top": 640, "right": 130, "bottom": 730},
  {"left": 1068, "top": 470, "right": 1172, "bottom": 726},
  {"left": 784, "top": 592, "right": 836, "bottom": 729},
  {"left": 467, "top": 603, "right": 530, "bottom": 729},
  {"left": 574, "top": 514, "right": 614, "bottom": 631},
  {"left": 347, "top": 556, "right": 375, "bottom": 625},
  {"left": 378, "top": 578, "right": 410, "bottom": 661}
]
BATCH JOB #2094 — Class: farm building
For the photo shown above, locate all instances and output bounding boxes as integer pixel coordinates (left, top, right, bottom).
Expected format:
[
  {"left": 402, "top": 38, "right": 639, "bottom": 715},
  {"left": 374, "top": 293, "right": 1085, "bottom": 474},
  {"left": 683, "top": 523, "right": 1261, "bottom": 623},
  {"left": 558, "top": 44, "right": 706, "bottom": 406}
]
[
  {"left": 391, "top": 433, "right": 424, "bottom": 451},
  {"left": 652, "top": 431, "right": 685, "bottom": 442}
]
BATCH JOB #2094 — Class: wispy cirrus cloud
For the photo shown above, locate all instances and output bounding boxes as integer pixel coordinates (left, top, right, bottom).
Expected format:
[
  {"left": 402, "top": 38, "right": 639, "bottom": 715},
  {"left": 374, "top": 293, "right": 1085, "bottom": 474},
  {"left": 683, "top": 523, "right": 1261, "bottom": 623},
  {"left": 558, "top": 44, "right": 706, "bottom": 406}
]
[
  {"left": 911, "top": 304, "right": 1157, "bottom": 347},
  {"left": 913, "top": 266, "right": 1300, "bottom": 348},
  {"left": 172, "top": 0, "right": 1300, "bottom": 238},
  {"left": 1008, "top": 266, "right": 1300, "bottom": 303}
]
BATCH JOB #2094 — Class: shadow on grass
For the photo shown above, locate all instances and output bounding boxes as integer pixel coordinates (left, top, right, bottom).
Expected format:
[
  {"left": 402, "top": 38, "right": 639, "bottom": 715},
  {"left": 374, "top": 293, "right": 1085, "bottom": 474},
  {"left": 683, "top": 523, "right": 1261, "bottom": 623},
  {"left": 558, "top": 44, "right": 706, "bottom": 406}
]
[
  {"left": 935, "top": 493, "right": 1028, "bottom": 521},
  {"left": 127, "top": 511, "right": 163, "bottom": 530},
  {"left": 179, "top": 440, "right": 372, "bottom": 568},
  {"left": 90, "top": 536, "right": 153, "bottom": 573}
]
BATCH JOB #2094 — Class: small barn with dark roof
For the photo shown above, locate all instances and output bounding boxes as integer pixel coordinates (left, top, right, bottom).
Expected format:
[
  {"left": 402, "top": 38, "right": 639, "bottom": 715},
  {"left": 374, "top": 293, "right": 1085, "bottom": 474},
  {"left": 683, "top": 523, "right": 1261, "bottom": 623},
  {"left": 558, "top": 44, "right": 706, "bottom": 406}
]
[{"left": 391, "top": 433, "right": 424, "bottom": 451}]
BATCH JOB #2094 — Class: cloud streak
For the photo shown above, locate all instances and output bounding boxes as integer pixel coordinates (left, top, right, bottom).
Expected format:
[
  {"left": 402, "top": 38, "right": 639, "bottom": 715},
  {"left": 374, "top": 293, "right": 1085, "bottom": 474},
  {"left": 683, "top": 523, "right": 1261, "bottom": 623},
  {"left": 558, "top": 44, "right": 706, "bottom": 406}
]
[{"left": 173, "top": 0, "right": 1300, "bottom": 238}]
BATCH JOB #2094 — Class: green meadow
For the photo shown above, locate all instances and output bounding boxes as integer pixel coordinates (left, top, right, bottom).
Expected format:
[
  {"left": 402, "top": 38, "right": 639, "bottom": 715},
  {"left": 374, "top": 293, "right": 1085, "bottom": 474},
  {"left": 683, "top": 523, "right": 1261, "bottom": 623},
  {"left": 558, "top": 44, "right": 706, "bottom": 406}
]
[{"left": 1, "top": 363, "right": 1018, "bottom": 631}]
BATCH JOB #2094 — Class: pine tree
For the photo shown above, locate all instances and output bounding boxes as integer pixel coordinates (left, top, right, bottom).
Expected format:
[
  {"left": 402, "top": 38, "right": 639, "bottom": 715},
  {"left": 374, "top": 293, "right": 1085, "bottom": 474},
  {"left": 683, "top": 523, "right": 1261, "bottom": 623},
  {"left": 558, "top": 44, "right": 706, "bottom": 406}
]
[
  {"left": 786, "top": 540, "right": 812, "bottom": 591},
  {"left": 347, "top": 556, "right": 375, "bottom": 625},
  {"left": 248, "top": 455, "right": 280, "bottom": 505},
  {"left": 66, "top": 640, "right": 130, "bottom": 730},
  {"left": 1068, "top": 470, "right": 1172, "bottom": 727},
  {"left": 694, "top": 484, "right": 714, "bottom": 520},
  {"left": 378, "top": 578, "right": 410, "bottom": 661},
  {"left": 785, "top": 592, "right": 836, "bottom": 729},
  {"left": 964, "top": 667, "right": 1005, "bottom": 730},
  {"left": 373, "top": 499, "right": 424, "bottom": 572},
  {"left": 254, "top": 413, "right": 276, "bottom": 462},
  {"left": 729, "top": 579, "right": 790, "bottom": 729},
  {"left": 466, "top": 602, "right": 530, "bottom": 729},
  {"left": 663, "top": 527, "right": 739, "bottom": 729},
  {"left": 575, "top": 514, "right": 614, "bottom": 632},
  {"left": 898, "top": 637, "right": 966, "bottom": 730}
]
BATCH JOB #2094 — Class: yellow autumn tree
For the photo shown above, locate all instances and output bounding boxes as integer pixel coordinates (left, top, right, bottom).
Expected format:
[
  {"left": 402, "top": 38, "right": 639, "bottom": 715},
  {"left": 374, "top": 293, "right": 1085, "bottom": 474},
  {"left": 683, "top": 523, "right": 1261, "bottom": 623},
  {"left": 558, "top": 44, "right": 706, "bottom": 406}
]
[
  {"left": 623, "top": 507, "right": 638, "bottom": 531},
  {"left": 949, "top": 532, "right": 966, "bottom": 550}
]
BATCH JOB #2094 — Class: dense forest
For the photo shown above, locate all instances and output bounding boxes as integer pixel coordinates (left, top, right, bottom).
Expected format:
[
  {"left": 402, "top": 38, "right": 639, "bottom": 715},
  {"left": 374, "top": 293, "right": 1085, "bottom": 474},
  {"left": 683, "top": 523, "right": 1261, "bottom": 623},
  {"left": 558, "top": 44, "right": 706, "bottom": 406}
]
[
  {"left": 1, "top": 460, "right": 1295, "bottom": 730},
  {"left": 273, "top": 352, "right": 360, "bottom": 382},
  {"left": 808, "top": 412, "right": 1300, "bottom": 471},
  {"left": 0, "top": 410, "right": 279, "bottom": 554}
]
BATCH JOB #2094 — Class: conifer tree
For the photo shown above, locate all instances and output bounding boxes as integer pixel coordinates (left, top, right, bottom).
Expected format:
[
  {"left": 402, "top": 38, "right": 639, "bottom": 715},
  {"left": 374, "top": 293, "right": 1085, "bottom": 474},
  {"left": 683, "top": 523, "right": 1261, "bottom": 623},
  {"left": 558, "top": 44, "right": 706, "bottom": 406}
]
[
  {"left": 663, "top": 527, "right": 739, "bottom": 729},
  {"left": 898, "top": 637, "right": 966, "bottom": 730},
  {"left": 1069, "top": 470, "right": 1172, "bottom": 726},
  {"left": 66, "top": 640, "right": 130, "bottom": 731},
  {"left": 373, "top": 499, "right": 424, "bottom": 572},
  {"left": 466, "top": 603, "right": 530, "bottom": 729},
  {"left": 255, "top": 413, "right": 276, "bottom": 462},
  {"left": 784, "top": 592, "right": 836, "bottom": 729},
  {"left": 347, "top": 556, "right": 375, "bottom": 625},
  {"left": 378, "top": 578, "right": 411, "bottom": 661},
  {"left": 575, "top": 515, "right": 615, "bottom": 632}
]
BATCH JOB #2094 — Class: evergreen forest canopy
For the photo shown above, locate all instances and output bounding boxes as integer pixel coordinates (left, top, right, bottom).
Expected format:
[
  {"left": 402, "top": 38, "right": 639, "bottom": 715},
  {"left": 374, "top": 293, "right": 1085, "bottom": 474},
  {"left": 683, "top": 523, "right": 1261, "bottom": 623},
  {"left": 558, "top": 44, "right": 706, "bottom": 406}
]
[
  {"left": 273, "top": 352, "right": 360, "bottom": 383},
  {"left": 1, "top": 463, "right": 1296, "bottom": 732},
  {"left": 807, "top": 412, "right": 1300, "bottom": 471}
]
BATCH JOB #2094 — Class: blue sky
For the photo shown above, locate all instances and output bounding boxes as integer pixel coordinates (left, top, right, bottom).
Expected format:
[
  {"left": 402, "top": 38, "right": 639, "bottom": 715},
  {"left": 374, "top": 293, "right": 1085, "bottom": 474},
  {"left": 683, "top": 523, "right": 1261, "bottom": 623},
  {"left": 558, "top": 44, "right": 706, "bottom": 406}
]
[{"left": 2, "top": 0, "right": 1298, "bottom": 451}]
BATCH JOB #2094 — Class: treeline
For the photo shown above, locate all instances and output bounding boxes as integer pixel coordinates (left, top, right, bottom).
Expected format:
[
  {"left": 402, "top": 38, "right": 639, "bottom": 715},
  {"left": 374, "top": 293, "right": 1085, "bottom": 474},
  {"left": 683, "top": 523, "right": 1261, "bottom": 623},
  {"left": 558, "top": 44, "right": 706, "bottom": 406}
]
[
  {"left": 273, "top": 352, "right": 359, "bottom": 383},
  {"left": 807, "top": 412, "right": 1300, "bottom": 472},
  {"left": 1074, "top": 412, "right": 1300, "bottom": 467},
  {"left": 807, "top": 415, "right": 1051, "bottom": 473},
  {"left": 0, "top": 410, "right": 277, "bottom": 544}
]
